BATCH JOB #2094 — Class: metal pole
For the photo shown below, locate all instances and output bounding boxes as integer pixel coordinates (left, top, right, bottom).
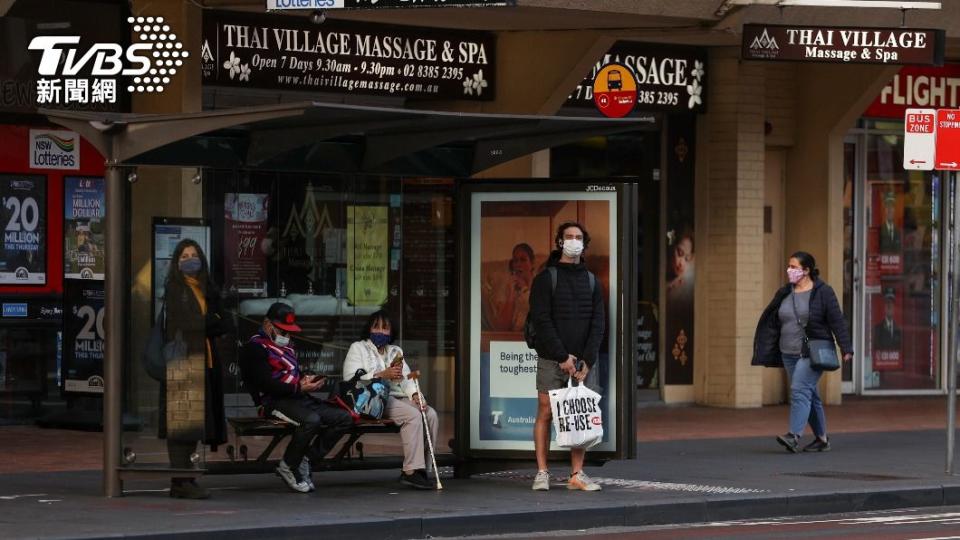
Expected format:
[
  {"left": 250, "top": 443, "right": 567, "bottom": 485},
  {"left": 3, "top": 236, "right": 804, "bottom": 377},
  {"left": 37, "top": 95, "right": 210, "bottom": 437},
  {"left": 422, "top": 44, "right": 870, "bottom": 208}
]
[
  {"left": 103, "top": 162, "right": 125, "bottom": 496},
  {"left": 947, "top": 170, "right": 958, "bottom": 475}
]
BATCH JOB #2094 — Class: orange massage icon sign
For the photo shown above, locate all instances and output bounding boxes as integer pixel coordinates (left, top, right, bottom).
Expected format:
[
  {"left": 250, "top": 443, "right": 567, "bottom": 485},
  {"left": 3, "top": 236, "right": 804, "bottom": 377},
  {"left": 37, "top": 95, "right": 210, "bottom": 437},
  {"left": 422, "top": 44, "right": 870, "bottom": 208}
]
[{"left": 593, "top": 63, "right": 637, "bottom": 118}]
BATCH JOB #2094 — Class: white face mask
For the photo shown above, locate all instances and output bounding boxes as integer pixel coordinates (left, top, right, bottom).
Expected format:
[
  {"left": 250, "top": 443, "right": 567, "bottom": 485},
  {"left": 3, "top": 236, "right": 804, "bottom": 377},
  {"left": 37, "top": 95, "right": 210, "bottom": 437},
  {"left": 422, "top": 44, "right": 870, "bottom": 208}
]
[
  {"left": 562, "top": 239, "right": 584, "bottom": 258},
  {"left": 272, "top": 330, "right": 291, "bottom": 347}
]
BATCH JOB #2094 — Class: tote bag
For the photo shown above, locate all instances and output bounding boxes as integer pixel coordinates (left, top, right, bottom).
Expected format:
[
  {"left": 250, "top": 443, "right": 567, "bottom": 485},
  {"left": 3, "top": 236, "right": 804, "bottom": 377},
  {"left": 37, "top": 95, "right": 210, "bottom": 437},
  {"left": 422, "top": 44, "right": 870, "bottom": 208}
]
[{"left": 548, "top": 378, "right": 603, "bottom": 449}]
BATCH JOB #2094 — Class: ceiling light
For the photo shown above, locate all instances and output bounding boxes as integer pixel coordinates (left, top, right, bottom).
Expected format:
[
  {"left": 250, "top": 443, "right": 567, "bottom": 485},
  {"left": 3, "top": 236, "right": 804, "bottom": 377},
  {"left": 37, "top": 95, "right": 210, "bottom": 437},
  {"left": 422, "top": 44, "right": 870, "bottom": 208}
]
[{"left": 776, "top": 1, "right": 940, "bottom": 8}]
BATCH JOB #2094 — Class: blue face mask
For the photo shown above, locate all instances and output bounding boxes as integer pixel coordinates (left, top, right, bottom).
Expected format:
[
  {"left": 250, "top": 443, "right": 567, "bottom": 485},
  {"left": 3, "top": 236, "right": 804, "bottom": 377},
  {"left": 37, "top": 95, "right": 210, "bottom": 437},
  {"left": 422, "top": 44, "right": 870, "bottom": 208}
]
[
  {"left": 370, "top": 332, "right": 390, "bottom": 348},
  {"left": 179, "top": 257, "right": 202, "bottom": 276}
]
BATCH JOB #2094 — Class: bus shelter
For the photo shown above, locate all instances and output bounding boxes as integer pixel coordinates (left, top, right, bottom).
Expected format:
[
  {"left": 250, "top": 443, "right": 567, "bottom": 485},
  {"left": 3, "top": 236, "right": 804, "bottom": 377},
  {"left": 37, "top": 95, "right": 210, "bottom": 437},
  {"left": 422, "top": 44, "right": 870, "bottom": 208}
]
[{"left": 42, "top": 101, "right": 642, "bottom": 496}]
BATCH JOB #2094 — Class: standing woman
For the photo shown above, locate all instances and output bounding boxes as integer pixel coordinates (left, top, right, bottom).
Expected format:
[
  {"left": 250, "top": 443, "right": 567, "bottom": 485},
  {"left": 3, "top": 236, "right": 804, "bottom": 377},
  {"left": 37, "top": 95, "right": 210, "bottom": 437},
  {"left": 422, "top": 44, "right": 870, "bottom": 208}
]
[
  {"left": 162, "top": 239, "right": 230, "bottom": 498},
  {"left": 752, "top": 251, "right": 853, "bottom": 453}
]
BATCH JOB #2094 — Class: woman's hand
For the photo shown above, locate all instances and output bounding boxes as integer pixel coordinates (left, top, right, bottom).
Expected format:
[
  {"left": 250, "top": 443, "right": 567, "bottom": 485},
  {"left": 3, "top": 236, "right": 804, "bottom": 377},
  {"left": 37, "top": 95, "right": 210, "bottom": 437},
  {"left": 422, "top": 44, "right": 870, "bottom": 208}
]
[
  {"left": 378, "top": 365, "right": 403, "bottom": 380},
  {"left": 843, "top": 353, "right": 853, "bottom": 362},
  {"left": 412, "top": 393, "right": 426, "bottom": 409}
]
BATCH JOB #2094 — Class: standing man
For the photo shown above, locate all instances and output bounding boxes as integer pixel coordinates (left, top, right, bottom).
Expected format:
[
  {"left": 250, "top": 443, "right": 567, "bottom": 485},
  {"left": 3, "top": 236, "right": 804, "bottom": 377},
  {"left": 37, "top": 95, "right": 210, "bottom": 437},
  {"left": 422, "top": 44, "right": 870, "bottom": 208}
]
[
  {"left": 239, "top": 302, "right": 353, "bottom": 493},
  {"left": 528, "top": 221, "right": 605, "bottom": 491}
]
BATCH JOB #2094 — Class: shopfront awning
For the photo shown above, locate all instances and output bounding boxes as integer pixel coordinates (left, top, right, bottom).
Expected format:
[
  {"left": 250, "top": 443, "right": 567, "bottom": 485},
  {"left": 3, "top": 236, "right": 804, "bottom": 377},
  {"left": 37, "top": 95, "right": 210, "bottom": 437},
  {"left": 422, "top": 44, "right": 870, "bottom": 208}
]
[{"left": 40, "top": 101, "right": 647, "bottom": 176}]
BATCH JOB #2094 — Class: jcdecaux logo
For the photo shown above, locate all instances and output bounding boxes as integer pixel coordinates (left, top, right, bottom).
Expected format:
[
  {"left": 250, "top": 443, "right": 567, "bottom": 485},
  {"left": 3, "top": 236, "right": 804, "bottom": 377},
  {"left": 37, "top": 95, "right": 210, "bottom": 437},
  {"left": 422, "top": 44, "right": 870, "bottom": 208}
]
[{"left": 28, "top": 15, "right": 188, "bottom": 105}]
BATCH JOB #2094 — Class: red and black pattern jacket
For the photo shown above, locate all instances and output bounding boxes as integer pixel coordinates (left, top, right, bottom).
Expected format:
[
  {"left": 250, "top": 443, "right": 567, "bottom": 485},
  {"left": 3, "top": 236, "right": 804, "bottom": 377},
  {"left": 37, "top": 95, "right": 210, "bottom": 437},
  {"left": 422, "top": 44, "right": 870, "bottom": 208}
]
[{"left": 238, "top": 331, "right": 302, "bottom": 405}]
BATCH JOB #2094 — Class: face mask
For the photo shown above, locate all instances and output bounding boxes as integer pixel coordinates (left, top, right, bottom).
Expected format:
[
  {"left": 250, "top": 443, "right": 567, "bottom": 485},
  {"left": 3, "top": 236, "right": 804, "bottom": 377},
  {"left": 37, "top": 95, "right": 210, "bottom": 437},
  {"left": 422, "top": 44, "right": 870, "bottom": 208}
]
[
  {"left": 179, "top": 257, "right": 202, "bottom": 276},
  {"left": 370, "top": 332, "right": 390, "bottom": 348},
  {"left": 562, "top": 239, "right": 584, "bottom": 258},
  {"left": 787, "top": 267, "right": 805, "bottom": 284},
  {"left": 272, "top": 329, "right": 291, "bottom": 347}
]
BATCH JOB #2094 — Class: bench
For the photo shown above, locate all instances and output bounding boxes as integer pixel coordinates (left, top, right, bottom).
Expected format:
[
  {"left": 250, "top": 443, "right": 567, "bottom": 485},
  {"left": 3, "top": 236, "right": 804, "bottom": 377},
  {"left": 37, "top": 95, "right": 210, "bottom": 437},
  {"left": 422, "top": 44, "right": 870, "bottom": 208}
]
[{"left": 205, "top": 412, "right": 403, "bottom": 475}]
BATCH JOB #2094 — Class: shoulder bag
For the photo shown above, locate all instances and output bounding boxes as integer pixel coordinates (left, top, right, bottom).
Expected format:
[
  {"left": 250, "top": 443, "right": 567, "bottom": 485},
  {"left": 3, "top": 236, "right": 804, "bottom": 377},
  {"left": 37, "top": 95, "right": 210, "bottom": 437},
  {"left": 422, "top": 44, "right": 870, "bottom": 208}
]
[{"left": 791, "top": 293, "right": 840, "bottom": 372}]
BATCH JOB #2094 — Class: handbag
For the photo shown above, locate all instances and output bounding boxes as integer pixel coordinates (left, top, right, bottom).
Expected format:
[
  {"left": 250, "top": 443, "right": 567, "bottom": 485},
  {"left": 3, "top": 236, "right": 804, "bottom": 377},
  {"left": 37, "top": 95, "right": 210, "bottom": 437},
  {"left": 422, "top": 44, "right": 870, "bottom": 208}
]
[
  {"left": 142, "top": 303, "right": 187, "bottom": 381},
  {"left": 790, "top": 294, "right": 841, "bottom": 372},
  {"left": 333, "top": 369, "right": 390, "bottom": 422},
  {"left": 548, "top": 377, "right": 603, "bottom": 449}
]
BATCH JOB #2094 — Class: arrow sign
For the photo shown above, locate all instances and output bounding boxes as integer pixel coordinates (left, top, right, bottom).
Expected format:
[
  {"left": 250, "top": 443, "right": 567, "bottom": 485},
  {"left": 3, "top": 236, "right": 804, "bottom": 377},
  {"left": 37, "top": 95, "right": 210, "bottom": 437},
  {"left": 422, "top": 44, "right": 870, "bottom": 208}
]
[
  {"left": 904, "top": 108, "right": 935, "bottom": 171},
  {"left": 935, "top": 109, "right": 960, "bottom": 171}
]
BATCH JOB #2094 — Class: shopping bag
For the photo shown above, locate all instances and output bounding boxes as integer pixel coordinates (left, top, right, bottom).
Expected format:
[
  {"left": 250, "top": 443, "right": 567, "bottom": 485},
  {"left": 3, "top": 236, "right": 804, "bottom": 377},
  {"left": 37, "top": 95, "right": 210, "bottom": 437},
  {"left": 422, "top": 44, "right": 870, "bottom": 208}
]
[{"left": 548, "top": 378, "right": 603, "bottom": 449}]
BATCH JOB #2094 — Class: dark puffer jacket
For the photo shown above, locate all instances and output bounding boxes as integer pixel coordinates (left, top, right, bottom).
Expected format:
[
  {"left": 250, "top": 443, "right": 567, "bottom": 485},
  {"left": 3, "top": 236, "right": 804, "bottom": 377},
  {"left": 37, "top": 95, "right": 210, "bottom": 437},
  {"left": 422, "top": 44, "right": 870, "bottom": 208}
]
[
  {"left": 752, "top": 278, "right": 853, "bottom": 368},
  {"left": 528, "top": 255, "right": 605, "bottom": 367}
]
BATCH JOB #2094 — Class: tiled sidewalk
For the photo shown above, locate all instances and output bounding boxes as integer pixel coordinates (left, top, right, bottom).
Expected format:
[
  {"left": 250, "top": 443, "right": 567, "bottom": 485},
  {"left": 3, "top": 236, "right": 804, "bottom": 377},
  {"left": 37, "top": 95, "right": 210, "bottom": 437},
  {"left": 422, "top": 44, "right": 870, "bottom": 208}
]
[{"left": 0, "top": 396, "right": 956, "bottom": 473}]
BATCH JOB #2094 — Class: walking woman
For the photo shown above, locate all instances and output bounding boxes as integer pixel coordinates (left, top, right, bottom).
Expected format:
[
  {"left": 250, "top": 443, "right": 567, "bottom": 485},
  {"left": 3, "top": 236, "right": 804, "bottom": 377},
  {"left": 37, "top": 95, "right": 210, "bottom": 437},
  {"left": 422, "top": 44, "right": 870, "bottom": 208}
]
[
  {"left": 161, "top": 238, "right": 230, "bottom": 498},
  {"left": 752, "top": 251, "right": 852, "bottom": 453}
]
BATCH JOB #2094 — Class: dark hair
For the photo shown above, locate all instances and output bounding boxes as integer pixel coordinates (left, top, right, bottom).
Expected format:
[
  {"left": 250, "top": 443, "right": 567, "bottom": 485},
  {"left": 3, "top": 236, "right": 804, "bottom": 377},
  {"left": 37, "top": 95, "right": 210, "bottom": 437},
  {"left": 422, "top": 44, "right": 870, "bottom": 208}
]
[
  {"left": 554, "top": 221, "right": 591, "bottom": 251},
  {"left": 509, "top": 243, "right": 535, "bottom": 271},
  {"left": 790, "top": 251, "right": 820, "bottom": 280},
  {"left": 165, "top": 238, "right": 210, "bottom": 290},
  {"left": 363, "top": 309, "right": 396, "bottom": 343}
]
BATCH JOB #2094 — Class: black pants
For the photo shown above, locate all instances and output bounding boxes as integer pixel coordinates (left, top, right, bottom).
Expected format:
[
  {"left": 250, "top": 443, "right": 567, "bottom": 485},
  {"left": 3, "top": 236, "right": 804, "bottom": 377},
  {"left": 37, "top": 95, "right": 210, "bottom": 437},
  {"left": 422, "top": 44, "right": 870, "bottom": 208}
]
[{"left": 267, "top": 395, "right": 353, "bottom": 468}]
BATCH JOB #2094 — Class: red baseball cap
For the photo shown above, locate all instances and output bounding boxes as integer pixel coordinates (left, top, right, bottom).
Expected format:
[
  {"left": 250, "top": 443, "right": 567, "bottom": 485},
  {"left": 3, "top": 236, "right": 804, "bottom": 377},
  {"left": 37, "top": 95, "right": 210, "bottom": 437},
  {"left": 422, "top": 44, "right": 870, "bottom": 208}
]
[{"left": 266, "top": 302, "right": 301, "bottom": 332}]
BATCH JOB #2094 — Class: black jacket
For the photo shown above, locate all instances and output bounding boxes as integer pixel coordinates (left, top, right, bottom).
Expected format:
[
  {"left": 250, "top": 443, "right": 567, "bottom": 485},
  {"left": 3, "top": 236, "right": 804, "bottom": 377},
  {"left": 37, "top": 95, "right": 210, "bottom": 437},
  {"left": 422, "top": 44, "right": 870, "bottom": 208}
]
[
  {"left": 752, "top": 279, "right": 853, "bottom": 368},
  {"left": 528, "top": 255, "right": 605, "bottom": 367}
]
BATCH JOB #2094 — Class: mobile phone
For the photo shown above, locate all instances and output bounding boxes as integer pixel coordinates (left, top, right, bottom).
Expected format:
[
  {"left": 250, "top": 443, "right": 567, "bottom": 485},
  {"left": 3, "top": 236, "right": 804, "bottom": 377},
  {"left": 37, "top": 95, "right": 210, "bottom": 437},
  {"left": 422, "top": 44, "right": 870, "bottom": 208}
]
[{"left": 390, "top": 355, "right": 403, "bottom": 368}]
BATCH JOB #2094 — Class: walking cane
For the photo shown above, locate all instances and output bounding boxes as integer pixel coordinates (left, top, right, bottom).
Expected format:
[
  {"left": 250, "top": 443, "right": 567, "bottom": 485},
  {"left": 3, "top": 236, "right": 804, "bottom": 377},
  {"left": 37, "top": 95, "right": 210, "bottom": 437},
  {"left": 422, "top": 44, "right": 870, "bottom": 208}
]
[{"left": 407, "top": 370, "right": 443, "bottom": 490}]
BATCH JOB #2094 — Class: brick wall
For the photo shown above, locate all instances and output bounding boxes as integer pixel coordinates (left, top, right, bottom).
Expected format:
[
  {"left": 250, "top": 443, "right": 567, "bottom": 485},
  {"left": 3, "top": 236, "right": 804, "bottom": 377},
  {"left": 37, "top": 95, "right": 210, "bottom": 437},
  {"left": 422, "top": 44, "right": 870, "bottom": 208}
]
[{"left": 699, "top": 48, "right": 766, "bottom": 408}]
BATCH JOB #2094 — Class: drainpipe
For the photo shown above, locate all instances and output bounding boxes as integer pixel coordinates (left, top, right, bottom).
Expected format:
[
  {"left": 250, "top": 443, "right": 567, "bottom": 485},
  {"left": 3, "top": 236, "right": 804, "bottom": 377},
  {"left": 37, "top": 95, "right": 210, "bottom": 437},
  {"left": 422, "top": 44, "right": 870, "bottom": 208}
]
[{"left": 103, "top": 161, "right": 125, "bottom": 496}]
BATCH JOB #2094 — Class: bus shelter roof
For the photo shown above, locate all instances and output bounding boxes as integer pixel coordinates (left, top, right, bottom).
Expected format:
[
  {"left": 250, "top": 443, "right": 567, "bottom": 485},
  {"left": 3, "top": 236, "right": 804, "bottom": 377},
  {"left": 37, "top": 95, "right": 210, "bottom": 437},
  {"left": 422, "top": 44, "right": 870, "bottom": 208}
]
[{"left": 40, "top": 101, "right": 648, "bottom": 176}]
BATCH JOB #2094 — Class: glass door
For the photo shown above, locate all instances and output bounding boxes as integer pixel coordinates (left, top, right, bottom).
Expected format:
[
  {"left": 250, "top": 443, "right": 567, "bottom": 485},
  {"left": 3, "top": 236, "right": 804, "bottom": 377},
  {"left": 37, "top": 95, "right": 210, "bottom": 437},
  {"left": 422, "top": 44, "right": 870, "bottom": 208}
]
[{"left": 857, "top": 122, "right": 943, "bottom": 394}]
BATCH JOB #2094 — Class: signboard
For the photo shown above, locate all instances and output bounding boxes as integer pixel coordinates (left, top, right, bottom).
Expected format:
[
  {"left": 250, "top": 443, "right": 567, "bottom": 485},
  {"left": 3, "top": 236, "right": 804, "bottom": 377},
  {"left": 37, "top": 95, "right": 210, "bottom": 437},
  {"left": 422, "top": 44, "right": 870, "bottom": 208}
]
[
  {"left": 224, "top": 193, "right": 269, "bottom": 297},
  {"left": 742, "top": 24, "right": 945, "bottom": 66},
  {"left": 592, "top": 63, "right": 637, "bottom": 118},
  {"left": 864, "top": 64, "right": 960, "bottom": 118},
  {"left": 29, "top": 129, "right": 80, "bottom": 170},
  {"left": 63, "top": 279, "right": 105, "bottom": 394},
  {"left": 0, "top": 174, "right": 46, "bottom": 285},
  {"left": 267, "top": 0, "right": 514, "bottom": 8},
  {"left": 469, "top": 188, "right": 618, "bottom": 453},
  {"left": 64, "top": 177, "right": 105, "bottom": 279},
  {"left": 903, "top": 108, "right": 936, "bottom": 171},
  {"left": 566, "top": 42, "right": 707, "bottom": 114},
  {"left": 935, "top": 108, "right": 960, "bottom": 171},
  {"left": 201, "top": 10, "right": 495, "bottom": 100},
  {"left": 346, "top": 205, "right": 388, "bottom": 306}
]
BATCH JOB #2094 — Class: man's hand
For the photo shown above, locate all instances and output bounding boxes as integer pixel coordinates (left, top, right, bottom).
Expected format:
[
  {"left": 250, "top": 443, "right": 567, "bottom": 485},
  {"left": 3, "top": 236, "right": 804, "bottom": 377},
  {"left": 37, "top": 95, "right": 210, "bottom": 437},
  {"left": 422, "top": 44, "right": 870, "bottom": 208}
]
[
  {"left": 573, "top": 362, "right": 590, "bottom": 383},
  {"left": 559, "top": 356, "right": 577, "bottom": 376},
  {"left": 299, "top": 375, "right": 324, "bottom": 392},
  {"left": 379, "top": 365, "right": 403, "bottom": 380}
]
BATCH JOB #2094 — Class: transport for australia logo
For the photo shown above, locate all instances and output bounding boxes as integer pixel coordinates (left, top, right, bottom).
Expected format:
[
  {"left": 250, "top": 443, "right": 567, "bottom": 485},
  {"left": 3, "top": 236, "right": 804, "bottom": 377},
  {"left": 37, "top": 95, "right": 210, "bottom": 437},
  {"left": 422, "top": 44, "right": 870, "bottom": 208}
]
[{"left": 28, "top": 15, "right": 188, "bottom": 105}]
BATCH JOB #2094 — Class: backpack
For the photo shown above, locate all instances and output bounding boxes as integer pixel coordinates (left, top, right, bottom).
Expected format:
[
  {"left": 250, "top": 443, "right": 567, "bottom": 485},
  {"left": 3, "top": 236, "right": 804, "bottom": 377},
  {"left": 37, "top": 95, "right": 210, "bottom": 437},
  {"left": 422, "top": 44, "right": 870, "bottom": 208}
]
[
  {"left": 333, "top": 369, "right": 390, "bottom": 422},
  {"left": 523, "top": 267, "right": 596, "bottom": 349}
]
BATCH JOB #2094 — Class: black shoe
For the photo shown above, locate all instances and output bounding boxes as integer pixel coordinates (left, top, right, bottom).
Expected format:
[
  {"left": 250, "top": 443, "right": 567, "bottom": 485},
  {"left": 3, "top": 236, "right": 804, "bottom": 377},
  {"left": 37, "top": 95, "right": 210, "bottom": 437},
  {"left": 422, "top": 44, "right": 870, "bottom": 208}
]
[
  {"left": 399, "top": 470, "right": 432, "bottom": 490},
  {"left": 170, "top": 479, "right": 211, "bottom": 499},
  {"left": 802, "top": 437, "right": 831, "bottom": 452},
  {"left": 776, "top": 433, "right": 800, "bottom": 453}
]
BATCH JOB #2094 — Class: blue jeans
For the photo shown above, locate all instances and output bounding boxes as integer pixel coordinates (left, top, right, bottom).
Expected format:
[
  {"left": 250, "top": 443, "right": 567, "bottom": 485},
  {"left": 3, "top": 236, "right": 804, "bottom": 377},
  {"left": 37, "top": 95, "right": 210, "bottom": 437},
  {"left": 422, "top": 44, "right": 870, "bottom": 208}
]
[{"left": 782, "top": 354, "right": 826, "bottom": 438}]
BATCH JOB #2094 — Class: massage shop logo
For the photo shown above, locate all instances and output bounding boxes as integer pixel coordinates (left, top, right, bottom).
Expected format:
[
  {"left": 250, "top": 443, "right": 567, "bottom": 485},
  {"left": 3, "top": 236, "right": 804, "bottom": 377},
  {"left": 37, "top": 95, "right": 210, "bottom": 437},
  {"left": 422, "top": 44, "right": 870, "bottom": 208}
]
[{"left": 28, "top": 15, "right": 188, "bottom": 105}]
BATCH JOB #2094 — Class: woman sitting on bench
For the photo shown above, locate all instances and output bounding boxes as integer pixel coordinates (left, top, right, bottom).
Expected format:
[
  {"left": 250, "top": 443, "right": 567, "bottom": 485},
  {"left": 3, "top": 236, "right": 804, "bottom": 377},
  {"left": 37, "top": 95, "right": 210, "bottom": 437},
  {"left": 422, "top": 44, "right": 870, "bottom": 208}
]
[{"left": 343, "top": 310, "right": 439, "bottom": 490}]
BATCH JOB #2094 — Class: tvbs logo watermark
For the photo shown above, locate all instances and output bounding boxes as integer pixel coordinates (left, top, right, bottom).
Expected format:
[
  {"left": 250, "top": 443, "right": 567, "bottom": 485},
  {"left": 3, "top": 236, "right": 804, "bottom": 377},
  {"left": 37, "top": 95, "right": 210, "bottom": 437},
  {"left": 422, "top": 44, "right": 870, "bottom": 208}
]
[{"left": 28, "top": 16, "right": 188, "bottom": 105}]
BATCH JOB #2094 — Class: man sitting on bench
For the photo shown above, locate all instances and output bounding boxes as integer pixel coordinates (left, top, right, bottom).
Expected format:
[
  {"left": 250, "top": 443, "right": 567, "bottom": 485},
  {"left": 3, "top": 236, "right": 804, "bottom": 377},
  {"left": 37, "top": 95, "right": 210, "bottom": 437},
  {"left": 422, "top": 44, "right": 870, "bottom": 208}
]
[{"left": 238, "top": 302, "right": 353, "bottom": 493}]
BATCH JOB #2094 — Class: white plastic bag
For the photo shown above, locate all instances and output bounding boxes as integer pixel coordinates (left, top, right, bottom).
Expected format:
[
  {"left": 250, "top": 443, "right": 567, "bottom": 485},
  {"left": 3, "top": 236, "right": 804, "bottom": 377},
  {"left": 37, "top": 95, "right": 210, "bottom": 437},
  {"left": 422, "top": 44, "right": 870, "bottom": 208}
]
[{"left": 549, "top": 378, "right": 603, "bottom": 449}]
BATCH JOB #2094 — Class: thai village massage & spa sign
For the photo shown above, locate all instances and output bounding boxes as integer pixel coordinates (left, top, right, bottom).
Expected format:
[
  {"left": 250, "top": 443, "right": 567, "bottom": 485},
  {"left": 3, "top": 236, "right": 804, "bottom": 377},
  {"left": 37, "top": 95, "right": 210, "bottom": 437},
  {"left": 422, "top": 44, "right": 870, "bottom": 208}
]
[
  {"left": 201, "top": 10, "right": 495, "bottom": 100},
  {"left": 742, "top": 24, "right": 944, "bottom": 65}
]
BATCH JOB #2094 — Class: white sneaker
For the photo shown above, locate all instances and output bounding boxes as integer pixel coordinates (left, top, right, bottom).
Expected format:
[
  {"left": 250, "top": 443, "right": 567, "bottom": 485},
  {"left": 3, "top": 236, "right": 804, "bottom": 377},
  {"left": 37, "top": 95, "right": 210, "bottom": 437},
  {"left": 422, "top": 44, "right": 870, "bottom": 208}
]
[
  {"left": 276, "top": 460, "right": 310, "bottom": 493},
  {"left": 299, "top": 458, "right": 315, "bottom": 492},
  {"left": 567, "top": 471, "right": 602, "bottom": 491},
  {"left": 532, "top": 470, "right": 550, "bottom": 491}
]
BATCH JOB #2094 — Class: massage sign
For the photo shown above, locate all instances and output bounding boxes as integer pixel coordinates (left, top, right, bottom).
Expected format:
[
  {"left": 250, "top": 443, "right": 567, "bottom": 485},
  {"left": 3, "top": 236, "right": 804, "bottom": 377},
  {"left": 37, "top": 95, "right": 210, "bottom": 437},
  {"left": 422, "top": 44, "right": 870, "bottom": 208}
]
[
  {"left": 201, "top": 10, "right": 495, "bottom": 100},
  {"left": 742, "top": 24, "right": 945, "bottom": 65}
]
